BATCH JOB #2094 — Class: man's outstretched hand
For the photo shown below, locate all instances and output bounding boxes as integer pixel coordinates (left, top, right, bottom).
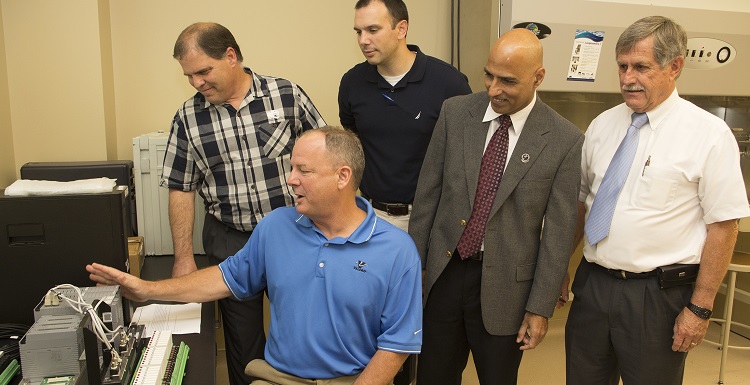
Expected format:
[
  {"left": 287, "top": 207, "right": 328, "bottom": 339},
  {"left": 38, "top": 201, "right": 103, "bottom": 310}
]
[{"left": 87, "top": 263, "right": 150, "bottom": 302}]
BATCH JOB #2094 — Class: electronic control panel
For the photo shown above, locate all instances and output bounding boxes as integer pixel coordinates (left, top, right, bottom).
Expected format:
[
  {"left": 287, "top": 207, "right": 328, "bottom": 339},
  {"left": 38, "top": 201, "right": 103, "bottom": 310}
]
[{"left": 684, "top": 37, "right": 736, "bottom": 70}]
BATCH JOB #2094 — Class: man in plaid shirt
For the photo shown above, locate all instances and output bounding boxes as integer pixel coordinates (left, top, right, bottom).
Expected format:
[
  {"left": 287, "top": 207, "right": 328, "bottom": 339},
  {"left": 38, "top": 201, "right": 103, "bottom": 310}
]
[{"left": 161, "top": 22, "right": 325, "bottom": 385}]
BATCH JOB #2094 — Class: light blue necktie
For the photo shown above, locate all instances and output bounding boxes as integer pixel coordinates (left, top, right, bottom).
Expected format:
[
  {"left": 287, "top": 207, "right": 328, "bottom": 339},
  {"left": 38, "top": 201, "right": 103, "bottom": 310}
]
[{"left": 585, "top": 112, "right": 649, "bottom": 246}]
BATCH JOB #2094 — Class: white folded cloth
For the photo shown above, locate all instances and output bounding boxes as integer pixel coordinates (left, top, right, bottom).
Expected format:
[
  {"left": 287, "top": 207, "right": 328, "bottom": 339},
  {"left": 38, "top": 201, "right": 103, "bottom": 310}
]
[{"left": 4, "top": 177, "right": 117, "bottom": 196}]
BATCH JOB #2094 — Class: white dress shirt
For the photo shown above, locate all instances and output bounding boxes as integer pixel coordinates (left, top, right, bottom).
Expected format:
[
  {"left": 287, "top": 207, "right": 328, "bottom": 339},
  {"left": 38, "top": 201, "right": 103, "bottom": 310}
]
[
  {"left": 580, "top": 89, "right": 750, "bottom": 272},
  {"left": 483, "top": 93, "right": 537, "bottom": 171}
]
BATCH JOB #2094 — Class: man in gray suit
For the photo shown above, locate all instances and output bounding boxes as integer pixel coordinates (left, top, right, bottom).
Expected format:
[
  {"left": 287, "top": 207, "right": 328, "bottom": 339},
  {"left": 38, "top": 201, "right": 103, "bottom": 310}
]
[{"left": 409, "top": 28, "right": 583, "bottom": 384}]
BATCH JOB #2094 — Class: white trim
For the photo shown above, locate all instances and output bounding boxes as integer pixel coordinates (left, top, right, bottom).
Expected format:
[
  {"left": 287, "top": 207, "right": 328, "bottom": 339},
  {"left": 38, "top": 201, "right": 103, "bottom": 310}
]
[
  {"left": 378, "top": 346, "right": 421, "bottom": 354},
  {"left": 365, "top": 217, "right": 377, "bottom": 242},
  {"left": 218, "top": 263, "right": 242, "bottom": 300}
]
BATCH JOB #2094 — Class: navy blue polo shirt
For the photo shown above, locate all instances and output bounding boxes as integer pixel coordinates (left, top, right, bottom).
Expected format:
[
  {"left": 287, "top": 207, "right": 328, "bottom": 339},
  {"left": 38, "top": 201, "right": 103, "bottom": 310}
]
[
  {"left": 339, "top": 45, "right": 471, "bottom": 203},
  {"left": 219, "top": 197, "right": 422, "bottom": 379}
]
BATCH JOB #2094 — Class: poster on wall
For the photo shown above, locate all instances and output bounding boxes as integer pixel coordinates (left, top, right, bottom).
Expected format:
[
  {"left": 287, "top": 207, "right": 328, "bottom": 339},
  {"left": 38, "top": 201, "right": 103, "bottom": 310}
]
[{"left": 567, "top": 30, "right": 605, "bottom": 82}]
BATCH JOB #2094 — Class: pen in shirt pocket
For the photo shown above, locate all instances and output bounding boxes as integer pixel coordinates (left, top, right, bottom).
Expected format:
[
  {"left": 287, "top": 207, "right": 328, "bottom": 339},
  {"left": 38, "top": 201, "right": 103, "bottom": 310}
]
[
  {"left": 381, "top": 93, "right": 422, "bottom": 120},
  {"left": 641, "top": 155, "right": 651, "bottom": 176}
]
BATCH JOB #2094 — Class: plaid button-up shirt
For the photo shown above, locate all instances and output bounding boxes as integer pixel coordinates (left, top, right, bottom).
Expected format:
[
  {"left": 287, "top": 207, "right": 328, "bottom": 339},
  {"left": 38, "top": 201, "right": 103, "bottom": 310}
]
[{"left": 161, "top": 68, "right": 326, "bottom": 232}]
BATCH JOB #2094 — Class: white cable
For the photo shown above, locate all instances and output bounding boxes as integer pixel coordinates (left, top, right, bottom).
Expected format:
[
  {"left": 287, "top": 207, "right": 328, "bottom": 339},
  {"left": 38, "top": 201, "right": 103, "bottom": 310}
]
[
  {"left": 45, "top": 284, "right": 123, "bottom": 351},
  {"left": 43, "top": 284, "right": 129, "bottom": 371}
]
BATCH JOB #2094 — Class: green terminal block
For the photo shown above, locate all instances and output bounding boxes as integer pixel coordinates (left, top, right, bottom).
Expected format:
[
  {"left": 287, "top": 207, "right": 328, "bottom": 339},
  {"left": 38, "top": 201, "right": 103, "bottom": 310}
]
[
  {"left": 170, "top": 342, "right": 190, "bottom": 385},
  {"left": 0, "top": 359, "right": 20, "bottom": 385},
  {"left": 129, "top": 347, "right": 146, "bottom": 385}
]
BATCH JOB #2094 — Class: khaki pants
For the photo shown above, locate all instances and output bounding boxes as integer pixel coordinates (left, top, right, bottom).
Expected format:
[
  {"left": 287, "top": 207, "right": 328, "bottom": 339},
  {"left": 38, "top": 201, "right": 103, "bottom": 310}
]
[
  {"left": 246, "top": 359, "right": 365, "bottom": 385},
  {"left": 371, "top": 207, "right": 411, "bottom": 232}
]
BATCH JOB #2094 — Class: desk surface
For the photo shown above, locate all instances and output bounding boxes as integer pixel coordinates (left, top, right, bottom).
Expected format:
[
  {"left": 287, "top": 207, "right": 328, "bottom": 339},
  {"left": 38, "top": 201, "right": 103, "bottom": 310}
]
[{"left": 138, "top": 255, "right": 216, "bottom": 385}]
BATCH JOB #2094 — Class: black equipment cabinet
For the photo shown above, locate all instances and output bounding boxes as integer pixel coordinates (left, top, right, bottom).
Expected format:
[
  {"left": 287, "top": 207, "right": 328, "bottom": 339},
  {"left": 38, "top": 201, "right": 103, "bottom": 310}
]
[
  {"left": 0, "top": 189, "right": 129, "bottom": 325},
  {"left": 20, "top": 160, "right": 138, "bottom": 237}
]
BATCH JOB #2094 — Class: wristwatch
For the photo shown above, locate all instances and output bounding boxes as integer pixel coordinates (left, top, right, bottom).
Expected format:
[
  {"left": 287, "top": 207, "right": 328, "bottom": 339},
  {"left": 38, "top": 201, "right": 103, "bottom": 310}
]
[{"left": 687, "top": 302, "right": 712, "bottom": 320}]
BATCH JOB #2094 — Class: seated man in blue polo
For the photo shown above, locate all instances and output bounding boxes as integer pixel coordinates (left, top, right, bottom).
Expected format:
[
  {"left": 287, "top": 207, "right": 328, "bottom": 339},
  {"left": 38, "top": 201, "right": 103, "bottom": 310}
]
[{"left": 87, "top": 127, "right": 422, "bottom": 385}]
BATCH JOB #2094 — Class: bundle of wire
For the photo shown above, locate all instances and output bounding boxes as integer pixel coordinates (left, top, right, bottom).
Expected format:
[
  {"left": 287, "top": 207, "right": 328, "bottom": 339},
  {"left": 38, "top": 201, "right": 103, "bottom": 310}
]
[
  {"left": 0, "top": 323, "right": 25, "bottom": 358},
  {"left": 0, "top": 323, "right": 27, "bottom": 384},
  {"left": 47, "top": 284, "right": 126, "bottom": 367}
]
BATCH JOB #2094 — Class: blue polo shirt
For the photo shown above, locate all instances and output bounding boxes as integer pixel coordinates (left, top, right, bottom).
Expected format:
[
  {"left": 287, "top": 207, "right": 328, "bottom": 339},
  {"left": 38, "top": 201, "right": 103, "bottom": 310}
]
[{"left": 218, "top": 197, "right": 422, "bottom": 379}]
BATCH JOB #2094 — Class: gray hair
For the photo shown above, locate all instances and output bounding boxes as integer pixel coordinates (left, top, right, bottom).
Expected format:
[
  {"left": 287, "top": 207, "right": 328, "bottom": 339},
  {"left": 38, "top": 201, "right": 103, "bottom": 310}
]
[
  {"left": 616, "top": 16, "right": 686, "bottom": 68},
  {"left": 301, "top": 127, "right": 365, "bottom": 190}
]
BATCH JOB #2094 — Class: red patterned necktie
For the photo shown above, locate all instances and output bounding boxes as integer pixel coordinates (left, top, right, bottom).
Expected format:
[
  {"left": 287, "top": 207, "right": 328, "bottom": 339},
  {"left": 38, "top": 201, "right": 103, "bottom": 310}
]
[{"left": 456, "top": 115, "right": 512, "bottom": 259}]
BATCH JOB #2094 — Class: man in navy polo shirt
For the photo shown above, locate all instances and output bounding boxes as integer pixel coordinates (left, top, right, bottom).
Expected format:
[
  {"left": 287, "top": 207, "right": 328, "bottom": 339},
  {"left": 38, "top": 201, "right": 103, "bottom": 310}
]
[
  {"left": 339, "top": 0, "right": 471, "bottom": 231},
  {"left": 88, "top": 127, "right": 422, "bottom": 385}
]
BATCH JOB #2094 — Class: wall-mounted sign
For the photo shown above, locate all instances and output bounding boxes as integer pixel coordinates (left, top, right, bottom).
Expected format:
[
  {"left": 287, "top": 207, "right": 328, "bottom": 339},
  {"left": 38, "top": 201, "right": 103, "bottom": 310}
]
[{"left": 567, "top": 30, "right": 605, "bottom": 82}]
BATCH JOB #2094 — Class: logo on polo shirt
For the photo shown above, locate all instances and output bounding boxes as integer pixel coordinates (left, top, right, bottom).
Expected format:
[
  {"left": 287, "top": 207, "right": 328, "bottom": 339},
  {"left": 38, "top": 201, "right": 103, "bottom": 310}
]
[{"left": 354, "top": 261, "right": 368, "bottom": 273}]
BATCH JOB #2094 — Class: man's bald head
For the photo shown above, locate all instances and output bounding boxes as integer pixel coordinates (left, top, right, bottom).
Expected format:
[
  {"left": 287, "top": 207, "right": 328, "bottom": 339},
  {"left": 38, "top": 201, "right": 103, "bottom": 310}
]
[
  {"left": 490, "top": 28, "right": 543, "bottom": 70},
  {"left": 484, "top": 28, "right": 545, "bottom": 115}
]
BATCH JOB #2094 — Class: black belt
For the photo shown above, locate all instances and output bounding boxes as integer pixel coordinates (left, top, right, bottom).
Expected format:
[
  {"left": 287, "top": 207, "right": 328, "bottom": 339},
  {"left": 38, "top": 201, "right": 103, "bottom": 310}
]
[
  {"left": 365, "top": 197, "right": 410, "bottom": 216},
  {"left": 592, "top": 262, "right": 656, "bottom": 280}
]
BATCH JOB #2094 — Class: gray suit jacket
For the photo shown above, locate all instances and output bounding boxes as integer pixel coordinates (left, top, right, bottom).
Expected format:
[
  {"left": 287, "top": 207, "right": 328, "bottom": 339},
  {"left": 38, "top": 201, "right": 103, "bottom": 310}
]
[{"left": 409, "top": 92, "right": 583, "bottom": 335}]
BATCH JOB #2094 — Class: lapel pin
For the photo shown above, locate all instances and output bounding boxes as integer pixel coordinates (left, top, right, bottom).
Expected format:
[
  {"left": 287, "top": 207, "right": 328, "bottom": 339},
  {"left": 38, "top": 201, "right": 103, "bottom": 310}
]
[{"left": 521, "top": 153, "right": 530, "bottom": 163}]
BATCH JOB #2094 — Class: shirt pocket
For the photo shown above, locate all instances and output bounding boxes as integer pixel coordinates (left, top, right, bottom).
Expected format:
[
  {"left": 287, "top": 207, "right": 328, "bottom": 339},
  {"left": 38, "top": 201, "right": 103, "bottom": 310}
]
[
  {"left": 257, "top": 118, "right": 294, "bottom": 159},
  {"left": 635, "top": 166, "right": 683, "bottom": 210}
]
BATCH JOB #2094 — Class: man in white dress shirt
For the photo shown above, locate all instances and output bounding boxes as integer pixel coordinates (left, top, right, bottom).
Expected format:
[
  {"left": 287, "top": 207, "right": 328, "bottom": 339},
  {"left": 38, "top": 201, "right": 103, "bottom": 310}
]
[{"left": 566, "top": 15, "right": 750, "bottom": 385}]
